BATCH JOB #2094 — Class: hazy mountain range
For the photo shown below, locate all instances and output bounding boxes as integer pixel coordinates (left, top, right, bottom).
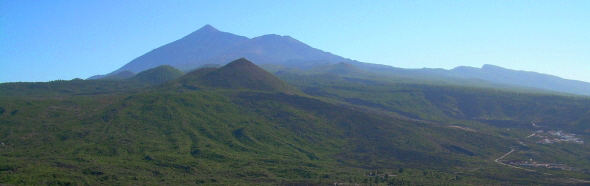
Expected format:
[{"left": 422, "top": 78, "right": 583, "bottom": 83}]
[{"left": 91, "top": 25, "right": 590, "bottom": 96}]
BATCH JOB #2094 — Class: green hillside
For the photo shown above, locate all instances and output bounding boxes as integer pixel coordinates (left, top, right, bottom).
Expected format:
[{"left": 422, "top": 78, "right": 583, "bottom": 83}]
[
  {"left": 279, "top": 72, "right": 590, "bottom": 129},
  {"left": 129, "top": 65, "right": 185, "bottom": 84},
  {"left": 170, "top": 67, "right": 218, "bottom": 90},
  {"left": 0, "top": 79, "right": 149, "bottom": 99},
  {"left": 103, "top": 70, "right": 136, "bottom": 80},
  {"left": 185, "top": 67, "right": 218, "bottom": 79},
  {"left": 181, "top": 58, "right": 303, "bottom": 94},
  {"left": 1, "top": 59, "right": 590, "bottom": 185},
  {"left": 0, "top": 88, "right": 520, "bottom": 185}
]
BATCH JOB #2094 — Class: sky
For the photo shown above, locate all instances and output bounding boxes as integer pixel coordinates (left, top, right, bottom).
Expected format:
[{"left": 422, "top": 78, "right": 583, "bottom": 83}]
[{"left": 1, "top": 0, "right": 589, "bottom": 83}]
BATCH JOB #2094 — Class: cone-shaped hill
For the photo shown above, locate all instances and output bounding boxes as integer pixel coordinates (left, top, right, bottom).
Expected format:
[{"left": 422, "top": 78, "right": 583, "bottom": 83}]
[
  {"left": 174, "top": 58, "right": 303, "bottom": 94},
  {"left": 129, "top": 65, "right": 184, "bottom": 84}
]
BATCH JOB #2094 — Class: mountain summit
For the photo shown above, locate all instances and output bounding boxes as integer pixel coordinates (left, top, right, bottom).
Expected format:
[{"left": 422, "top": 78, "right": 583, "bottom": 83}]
[
  {"left": 109, "top": 25, "right": 249, "bottom": 75},
  {"left": 107, "top": 25, "right": 352, "bottom": 75},
  {"left": 199, "top": 24, "right": 219, "bottom": 32}
]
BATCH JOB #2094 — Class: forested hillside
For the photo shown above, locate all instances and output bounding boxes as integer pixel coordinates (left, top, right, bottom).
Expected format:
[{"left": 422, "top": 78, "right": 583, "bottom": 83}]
[{"left": 1, "top": 59, "right": 590, "bottom": 185}]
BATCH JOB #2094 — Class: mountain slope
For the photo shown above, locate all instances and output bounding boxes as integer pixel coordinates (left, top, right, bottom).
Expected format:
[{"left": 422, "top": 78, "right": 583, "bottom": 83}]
[
  {"left": 351, "top": 63, "right": 590, "bottom": 96},
  {"left": 3, "top": 67, "right": 590, "bottom": 184},
  {"left": 447, "top": 64, "right": 590, "bottom": 96},
  {"left": 103, "top": 70, "right": 135, "bottom": 80},
  {"left": 107, "top": 25, "right": 353, "bottom": 75},
  {"left": 179, "top": 34, "right": 353, "bottom": 70},
  {"left": 0, "top": 85, "right": 520, "bottom": 185},
  {"left": 100, "top": 24, "right": 590, "bottom": 96},
  {"left": 181, "top": 58, "right": 303, "bottom": 94},
  {"left": 310, "top": 62, "right": 367, "bottom": 75},
  {"left": 110, "top": 25, "right": 249, "bottom": 75},
  {"left": 281, "top": 73, "right": 590, "bottom": 133},
  {"left": 129, "top": 65, "right": 184, "bottom": 84}
]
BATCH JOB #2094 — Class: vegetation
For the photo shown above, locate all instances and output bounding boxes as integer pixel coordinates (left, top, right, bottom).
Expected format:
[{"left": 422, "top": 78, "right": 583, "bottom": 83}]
[
  {"left": 129, "top": 65, "right": 185, "bottom": 84},
  {"left": 171, "top": 58, "right": 303, "bottom": 95},
  {"left": 1, "top": 59, "right": 590, "bottom": 185},
  {"left": 102, "top": 70, "right": 136, "bottom": 80}
]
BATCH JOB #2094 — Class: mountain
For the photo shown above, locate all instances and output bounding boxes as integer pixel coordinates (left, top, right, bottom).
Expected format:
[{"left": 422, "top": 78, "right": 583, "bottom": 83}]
[
  {"left": 349, "top": 63, "right": 590, "bottom": 96},
  {"left": 447, "top": 64, "right": 590, "bottom": 96},
  {"left": 107, "top": 25, "right": 353, "bottom": 75},
  {"left": 110, "top": 25, "right": 249, "bottom": 75},
  {"left": 178, "top": 34, "right": 352, "bottom": 70},
  {"left": 174, "top": 58, "right": 303, "bottom": 94},
  {"left": 100, "top": 24, "right": 590, "bottom": 96},
  {"left": 129, "top": 65, "right": 184, "bottom": 84}
]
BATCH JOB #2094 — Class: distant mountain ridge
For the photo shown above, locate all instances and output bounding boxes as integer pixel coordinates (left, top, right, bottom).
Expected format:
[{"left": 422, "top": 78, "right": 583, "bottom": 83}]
[
  {"left": 439, "top": 64, "right": 590, "bottom": 96},
  {"left": 98, "top": 24, "right": 590, "bottom": 96}
]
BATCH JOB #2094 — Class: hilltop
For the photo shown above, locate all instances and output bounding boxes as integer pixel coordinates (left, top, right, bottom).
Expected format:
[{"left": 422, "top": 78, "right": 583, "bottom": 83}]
[{"left": 197, "top": 58, "right": 303, "bottom": 93}]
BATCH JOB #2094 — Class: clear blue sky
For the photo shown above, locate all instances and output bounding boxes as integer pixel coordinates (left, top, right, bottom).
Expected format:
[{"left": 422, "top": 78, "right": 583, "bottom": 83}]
[{"left": 1, "top": 0, "right": 589, "bottom": 83}]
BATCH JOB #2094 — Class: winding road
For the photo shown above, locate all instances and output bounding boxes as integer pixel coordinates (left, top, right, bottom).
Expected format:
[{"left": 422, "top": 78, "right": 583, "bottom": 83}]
[
  {"left": 494, "top": 147, "right": 590, "bottom": 183},
  {"left": 494, "top": 147, "right": 547, "bottom": 174}
]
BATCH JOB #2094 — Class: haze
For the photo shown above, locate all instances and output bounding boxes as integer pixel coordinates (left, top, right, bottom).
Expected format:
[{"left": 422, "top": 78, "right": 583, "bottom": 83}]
[{"left": 1, "top": 0, "right": 589, "bottom": 83}]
